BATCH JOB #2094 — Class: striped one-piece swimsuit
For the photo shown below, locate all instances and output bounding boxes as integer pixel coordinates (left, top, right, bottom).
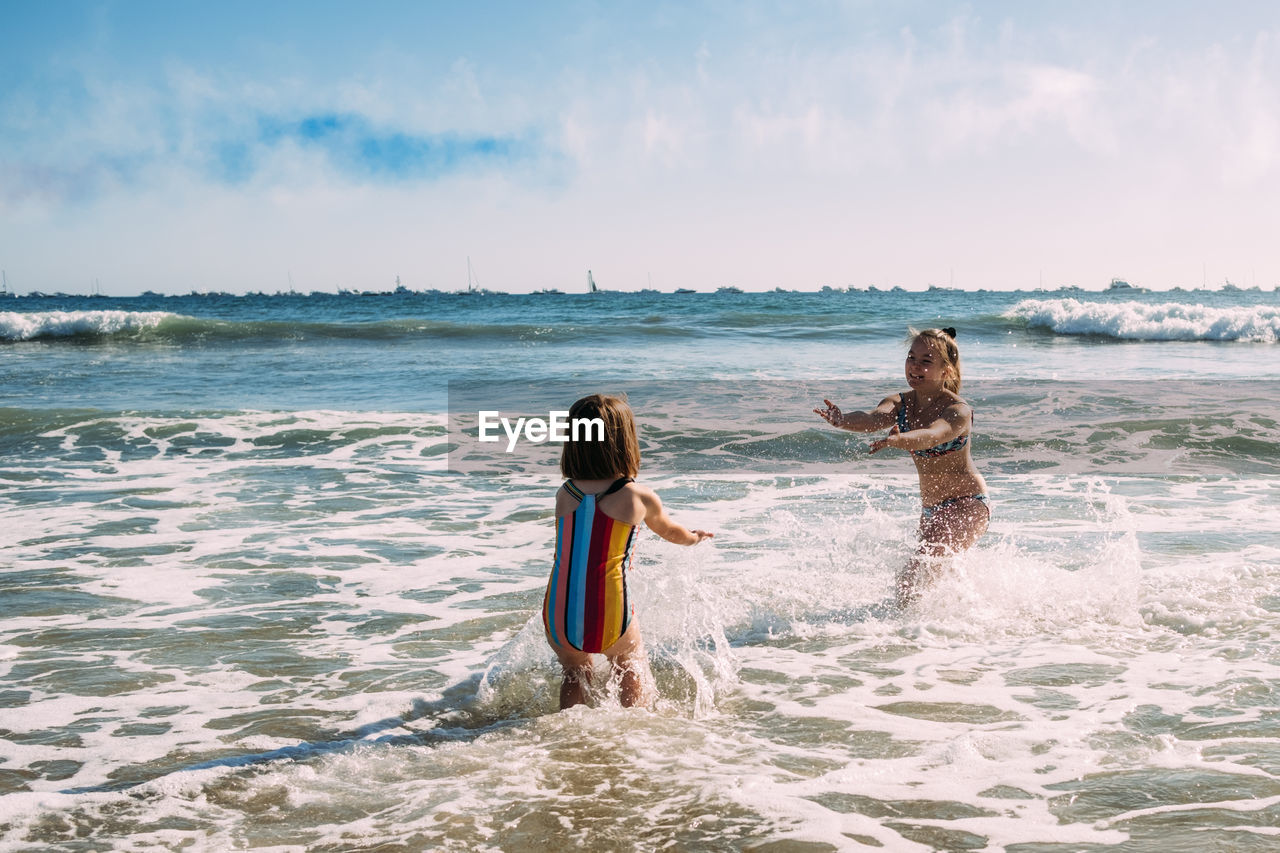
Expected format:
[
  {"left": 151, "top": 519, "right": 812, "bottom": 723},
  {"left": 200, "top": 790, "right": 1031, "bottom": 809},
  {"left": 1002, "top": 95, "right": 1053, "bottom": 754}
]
[{"left": 543, "top": 477, "right": 639, "bottom": 653}]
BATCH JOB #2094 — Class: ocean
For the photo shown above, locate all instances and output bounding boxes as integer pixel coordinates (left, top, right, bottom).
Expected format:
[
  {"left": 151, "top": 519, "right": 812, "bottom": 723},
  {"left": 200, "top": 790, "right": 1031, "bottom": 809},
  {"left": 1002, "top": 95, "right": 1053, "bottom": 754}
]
[{"left": 2, "top": 286, "right": 1279, "bottom": 851}]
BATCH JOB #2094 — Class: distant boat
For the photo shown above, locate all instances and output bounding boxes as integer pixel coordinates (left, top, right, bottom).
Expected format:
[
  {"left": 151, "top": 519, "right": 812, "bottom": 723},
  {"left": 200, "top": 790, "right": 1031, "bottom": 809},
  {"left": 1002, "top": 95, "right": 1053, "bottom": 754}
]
[
  {"left": 716, "top": 286, "right": 743, "bottom": 294},
  {"left": 462, "top": 257, "right": 481, "bottom": 294},
  {"left": 393, "top": 275, "right": 412, "bottom": 295},
  {"left": 674, "top": 288, "right": 696, "bottom": 294},
  {"left": 587, "top": 270, "right": 599, "bottom": 293},
  {"left": 1108, "top": 277, "right": 1149, "bottom": 293},
  {"left": 536, "top": 288, "right": 565, "bottom": 295},
  {"left": 0, "top": 270, "right": 13, "bottom": 298}
]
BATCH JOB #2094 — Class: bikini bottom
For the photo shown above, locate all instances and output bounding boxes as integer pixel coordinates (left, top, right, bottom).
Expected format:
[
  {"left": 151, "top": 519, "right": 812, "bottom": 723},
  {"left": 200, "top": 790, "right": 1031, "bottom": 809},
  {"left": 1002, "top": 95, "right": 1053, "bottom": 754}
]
[{"left": 921, "top": 493, "right": 988, "bottom": 521}]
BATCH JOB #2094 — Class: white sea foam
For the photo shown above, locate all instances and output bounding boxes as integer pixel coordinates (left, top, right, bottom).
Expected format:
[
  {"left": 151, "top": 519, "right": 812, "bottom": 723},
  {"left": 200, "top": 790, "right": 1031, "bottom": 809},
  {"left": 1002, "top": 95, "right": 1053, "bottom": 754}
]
[
  {"left": 3, "top": 405, "right": 1280, "bottom": 849},
  {"left": 0, "top": 309, "right": 175, "bottom": 340},
  {"left": 1006, "top": 298, "right": 1280, "bottom": 342}
]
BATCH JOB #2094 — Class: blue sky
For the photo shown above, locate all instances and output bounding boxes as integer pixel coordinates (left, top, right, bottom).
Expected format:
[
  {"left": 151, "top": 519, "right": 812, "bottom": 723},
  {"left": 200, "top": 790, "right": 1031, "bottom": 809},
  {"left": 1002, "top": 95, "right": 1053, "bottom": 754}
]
[{"left": 2, "top": 1, "right": 1279, "bottom": 294}]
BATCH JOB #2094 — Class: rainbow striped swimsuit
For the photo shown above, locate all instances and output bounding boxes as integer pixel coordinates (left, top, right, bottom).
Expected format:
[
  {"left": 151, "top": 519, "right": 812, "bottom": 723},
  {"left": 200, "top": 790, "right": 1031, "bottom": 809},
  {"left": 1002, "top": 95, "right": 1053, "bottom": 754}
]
[{"left": 544, "top": 477, "right": 638, "bottom": 653}]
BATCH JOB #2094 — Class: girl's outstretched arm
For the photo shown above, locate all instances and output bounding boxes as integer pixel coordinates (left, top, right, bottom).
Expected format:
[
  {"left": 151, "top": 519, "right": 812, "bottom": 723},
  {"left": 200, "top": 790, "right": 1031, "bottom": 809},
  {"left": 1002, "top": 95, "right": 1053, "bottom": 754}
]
[
  {"left": 815, "top": 395, "right": 899, "bottom": 432},
  {"left": 638, "top": 486, "right": 713, "bottom": 545}
]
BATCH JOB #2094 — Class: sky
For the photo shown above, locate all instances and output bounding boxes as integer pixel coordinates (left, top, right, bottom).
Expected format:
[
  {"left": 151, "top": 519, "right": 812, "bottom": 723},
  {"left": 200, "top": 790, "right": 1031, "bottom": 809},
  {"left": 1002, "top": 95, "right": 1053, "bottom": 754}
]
[{"left": 2, "top": 0, "right": 1279, "bottom": 295}]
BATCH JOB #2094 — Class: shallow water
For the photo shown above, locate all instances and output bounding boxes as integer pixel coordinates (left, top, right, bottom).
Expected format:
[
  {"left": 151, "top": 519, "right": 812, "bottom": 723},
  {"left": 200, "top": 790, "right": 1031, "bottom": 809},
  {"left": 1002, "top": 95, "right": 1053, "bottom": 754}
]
[{"left": 2, "top": 288, "right": 1279, "bottom": 850}]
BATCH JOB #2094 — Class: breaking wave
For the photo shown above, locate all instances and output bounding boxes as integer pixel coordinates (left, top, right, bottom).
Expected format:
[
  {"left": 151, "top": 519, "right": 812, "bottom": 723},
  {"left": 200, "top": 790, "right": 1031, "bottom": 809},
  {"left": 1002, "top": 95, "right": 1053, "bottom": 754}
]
[{"left": 1006, "top": 299, "right": 1280, "bottom": 342}]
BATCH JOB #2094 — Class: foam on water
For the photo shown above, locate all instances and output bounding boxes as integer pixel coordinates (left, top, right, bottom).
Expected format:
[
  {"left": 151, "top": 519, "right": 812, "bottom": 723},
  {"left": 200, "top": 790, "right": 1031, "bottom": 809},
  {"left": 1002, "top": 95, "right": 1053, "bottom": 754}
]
[
  {"left": 0, "top": 309, "right": 176, "bottom": 341},
  {"left": 1007, "top": 298, "right": 1280, "bottom": 342},
  {"left": 3, "top": 457, "right": 1279, "bottom": 848}
]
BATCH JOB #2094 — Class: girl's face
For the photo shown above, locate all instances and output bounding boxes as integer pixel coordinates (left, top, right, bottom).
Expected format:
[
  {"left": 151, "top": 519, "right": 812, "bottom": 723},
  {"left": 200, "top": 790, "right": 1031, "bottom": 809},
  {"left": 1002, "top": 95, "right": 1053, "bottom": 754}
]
[{"left": 905, "top": 339, "right": 951, "bottom": 390}]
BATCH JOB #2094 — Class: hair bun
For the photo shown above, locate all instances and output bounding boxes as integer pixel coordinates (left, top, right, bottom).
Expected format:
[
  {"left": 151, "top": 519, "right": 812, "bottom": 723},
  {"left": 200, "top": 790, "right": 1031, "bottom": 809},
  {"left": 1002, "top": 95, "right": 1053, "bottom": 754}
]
[{"left": 942, "top": 327, "right": 957, "bottom": 339}]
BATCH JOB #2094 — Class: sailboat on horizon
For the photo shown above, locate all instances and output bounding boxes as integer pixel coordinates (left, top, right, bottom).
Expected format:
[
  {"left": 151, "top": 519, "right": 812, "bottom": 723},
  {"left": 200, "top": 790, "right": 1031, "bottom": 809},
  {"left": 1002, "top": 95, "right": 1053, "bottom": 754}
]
[
  {"left": 463, "top": 257, "right": 481, "bottom": 294},
  {"left": 587, "top": 269, "right": 599, "bottom": 294}
]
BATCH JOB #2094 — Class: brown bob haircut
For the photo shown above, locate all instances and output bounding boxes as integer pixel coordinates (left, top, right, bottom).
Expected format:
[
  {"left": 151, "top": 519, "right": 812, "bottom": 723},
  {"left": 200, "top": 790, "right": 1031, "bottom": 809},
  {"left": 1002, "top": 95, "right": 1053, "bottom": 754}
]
[{"left": 559, "top": 394, "right": 641, "bottom": 480}]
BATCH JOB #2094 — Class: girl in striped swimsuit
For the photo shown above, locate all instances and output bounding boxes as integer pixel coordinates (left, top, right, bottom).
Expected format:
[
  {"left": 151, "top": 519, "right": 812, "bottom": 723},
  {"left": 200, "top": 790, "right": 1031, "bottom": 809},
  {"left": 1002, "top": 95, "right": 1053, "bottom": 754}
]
[
  {"left": 815, "top": 327, "right": 989, "bottom": 608},
  {"left": 545, "top": 394, "right": 713, "bottom": 710}
]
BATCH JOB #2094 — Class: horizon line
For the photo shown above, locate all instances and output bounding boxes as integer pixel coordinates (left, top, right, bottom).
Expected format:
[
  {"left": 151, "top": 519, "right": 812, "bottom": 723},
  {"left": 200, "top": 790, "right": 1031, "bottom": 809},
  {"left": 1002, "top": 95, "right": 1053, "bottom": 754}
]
[{"left": 3, "top": 283, "right": 1277, "bottom": 299}]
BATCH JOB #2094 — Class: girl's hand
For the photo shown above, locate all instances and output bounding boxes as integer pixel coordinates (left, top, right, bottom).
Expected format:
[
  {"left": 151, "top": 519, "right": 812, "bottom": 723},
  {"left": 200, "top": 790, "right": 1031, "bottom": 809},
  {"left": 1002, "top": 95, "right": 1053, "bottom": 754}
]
[
  {"left": 690, "top": 529, "right": 714, "bottom": 543},
  {"left": 868, "top": 424, "right": 900, "bottom": 454},
  {"left": 814, "top": 399, "right": 842, "bottom": 426}
]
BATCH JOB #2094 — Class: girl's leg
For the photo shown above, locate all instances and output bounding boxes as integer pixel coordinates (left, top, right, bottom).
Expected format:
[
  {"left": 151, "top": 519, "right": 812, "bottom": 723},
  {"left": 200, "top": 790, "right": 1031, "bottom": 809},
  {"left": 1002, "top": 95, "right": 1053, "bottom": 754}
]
[
  {"left": 896, "top": 497, "right": 990, "bottom": 607},
  {"left": 545, "top": 621, "right": 653, "bottom": 710},
  {"left": 548, "top": 641, "right": 594, "bottom": 710},
  {"left": 602, "top": 620, "right": 654, "bottom": 709}
]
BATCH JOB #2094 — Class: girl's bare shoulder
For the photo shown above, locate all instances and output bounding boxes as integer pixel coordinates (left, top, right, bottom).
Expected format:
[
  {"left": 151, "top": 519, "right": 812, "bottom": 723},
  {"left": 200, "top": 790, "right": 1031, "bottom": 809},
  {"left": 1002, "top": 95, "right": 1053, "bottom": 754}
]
[
  {"left": 878, "top": 392, "right": 905, "bottom": 411},
  {"left": 625, "top": 481, "right": 660, "bottom": 503},
  {"left": 941, "top": 395, "right": 972, "bottom": 419}
]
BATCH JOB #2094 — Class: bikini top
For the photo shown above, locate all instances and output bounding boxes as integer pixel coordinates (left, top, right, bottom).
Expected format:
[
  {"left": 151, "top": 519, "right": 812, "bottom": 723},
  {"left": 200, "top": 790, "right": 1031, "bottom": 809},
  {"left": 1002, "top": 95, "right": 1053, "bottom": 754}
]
[{"left": 896, "top": 395, "right": 970, "bottom": 458}]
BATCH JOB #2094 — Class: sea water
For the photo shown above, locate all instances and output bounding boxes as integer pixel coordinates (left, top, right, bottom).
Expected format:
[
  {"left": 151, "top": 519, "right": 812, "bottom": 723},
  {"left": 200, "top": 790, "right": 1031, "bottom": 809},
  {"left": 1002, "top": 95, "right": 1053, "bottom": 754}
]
[{"left": 2, "top": 287, "right": 1279, "bottom": 851}]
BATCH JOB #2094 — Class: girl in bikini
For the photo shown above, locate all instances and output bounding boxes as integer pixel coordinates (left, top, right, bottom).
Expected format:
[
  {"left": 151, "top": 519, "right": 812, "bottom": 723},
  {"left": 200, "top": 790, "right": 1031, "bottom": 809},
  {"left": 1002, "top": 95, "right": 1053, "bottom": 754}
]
[
  {"left": 545, "top": 394, "right": 713, "bottom": 710},
  {"left": 814, "top": 327, "right": 989, "bottom": 607}
]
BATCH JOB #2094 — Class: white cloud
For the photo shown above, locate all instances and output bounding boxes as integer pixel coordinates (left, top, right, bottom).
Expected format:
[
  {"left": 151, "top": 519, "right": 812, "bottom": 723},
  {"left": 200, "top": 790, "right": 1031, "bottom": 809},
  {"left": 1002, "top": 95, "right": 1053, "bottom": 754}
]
[
  {"left": 6, "top": 5, "right": 1280, "bottom": 293},
  {"left": 1218, "top": 31, "right": 1280, "bottom": 184},
  {"left": 641, "top": 110, "right": 684, "bottom": 161}
]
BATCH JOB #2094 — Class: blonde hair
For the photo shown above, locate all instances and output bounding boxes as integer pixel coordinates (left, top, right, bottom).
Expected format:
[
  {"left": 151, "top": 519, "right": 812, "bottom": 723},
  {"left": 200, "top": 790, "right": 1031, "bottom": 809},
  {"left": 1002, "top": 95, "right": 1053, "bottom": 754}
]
[
  {"left": 908, "top": 327, "right": 962, "bottom": 393},
  {"left": 559, "top": 394, "right": 641, "bottom": 479}
]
